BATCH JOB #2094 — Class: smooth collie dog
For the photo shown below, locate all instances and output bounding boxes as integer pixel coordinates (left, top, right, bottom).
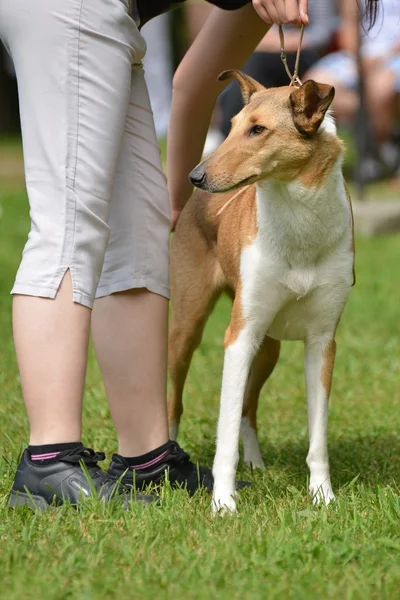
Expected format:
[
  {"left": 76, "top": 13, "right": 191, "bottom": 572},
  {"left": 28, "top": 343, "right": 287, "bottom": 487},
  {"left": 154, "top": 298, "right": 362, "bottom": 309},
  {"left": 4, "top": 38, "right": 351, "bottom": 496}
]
[{"left": 168, "top": 71, "right": 355, "bottom": 512}]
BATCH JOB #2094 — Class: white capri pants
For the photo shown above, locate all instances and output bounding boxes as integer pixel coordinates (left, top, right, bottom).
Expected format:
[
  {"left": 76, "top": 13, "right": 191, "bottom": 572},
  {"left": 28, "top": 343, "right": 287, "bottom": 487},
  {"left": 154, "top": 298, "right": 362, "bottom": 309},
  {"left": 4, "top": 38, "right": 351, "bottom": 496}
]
[{"left": 0, "top": 0, "right": 171, "bottom": 308}]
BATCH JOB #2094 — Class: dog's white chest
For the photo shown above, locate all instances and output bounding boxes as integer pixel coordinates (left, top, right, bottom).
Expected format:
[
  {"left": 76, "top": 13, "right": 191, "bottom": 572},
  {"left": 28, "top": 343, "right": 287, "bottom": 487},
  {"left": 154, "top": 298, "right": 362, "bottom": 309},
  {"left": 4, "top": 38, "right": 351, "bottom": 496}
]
[
  {"left": 239, "top": 179, "right": 353, "bottom": 341},
  {"left": 284, "top": 268, "right": 316, "bottom": 298}
]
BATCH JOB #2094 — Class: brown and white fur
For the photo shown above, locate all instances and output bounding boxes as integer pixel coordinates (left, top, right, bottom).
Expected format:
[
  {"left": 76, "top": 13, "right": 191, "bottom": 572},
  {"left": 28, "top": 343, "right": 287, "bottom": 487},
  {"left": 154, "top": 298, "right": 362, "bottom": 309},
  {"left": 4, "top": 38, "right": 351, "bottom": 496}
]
[{"left": 168, "top": 71, "right": 355, "bottom": 513}]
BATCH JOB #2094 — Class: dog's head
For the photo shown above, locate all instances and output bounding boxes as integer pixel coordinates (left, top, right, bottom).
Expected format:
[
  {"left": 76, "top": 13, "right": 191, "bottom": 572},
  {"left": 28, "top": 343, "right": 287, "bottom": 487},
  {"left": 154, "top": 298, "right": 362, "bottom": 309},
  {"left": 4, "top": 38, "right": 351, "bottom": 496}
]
[{"left": 189, "top": 70, "right": 336, "bottom": 193}]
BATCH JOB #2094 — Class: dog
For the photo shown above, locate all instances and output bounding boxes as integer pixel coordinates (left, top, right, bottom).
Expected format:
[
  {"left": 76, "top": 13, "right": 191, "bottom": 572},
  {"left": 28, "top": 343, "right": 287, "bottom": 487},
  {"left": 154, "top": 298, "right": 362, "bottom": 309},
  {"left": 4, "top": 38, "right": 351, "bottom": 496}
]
[{"left": 168, "top": 71, "right": 355, "bottom": 513}]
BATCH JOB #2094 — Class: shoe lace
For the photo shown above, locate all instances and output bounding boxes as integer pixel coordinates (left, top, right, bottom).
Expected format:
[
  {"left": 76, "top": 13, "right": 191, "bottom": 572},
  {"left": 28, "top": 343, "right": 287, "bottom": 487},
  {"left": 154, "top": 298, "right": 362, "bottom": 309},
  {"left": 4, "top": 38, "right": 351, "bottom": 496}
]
[
  {"left": 59, "top": 447, "right": 119, "bottom": 490},
  {"left": 165, "top": 442, "right": 212, "bottom": 479},
  {"left": 59, "top": 446, "right": 106, "bottom": 468},
  {"left": 164, "top": 442, "right": 190, "bottom": 465}
]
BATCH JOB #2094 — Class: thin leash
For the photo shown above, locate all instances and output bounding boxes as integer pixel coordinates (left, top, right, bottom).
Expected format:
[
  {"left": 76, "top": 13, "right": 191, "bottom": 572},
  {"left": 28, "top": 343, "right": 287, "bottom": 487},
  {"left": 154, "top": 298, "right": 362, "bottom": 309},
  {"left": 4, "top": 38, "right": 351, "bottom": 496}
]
[
  {"left": 216, "top": 186, "right": 251, "bottom": 216},
  {"left": 216, "top": 23, "right": 305, "bottom": 217},
  {"left": 279, "top": 23, "right": 305, "bottom": 87}
]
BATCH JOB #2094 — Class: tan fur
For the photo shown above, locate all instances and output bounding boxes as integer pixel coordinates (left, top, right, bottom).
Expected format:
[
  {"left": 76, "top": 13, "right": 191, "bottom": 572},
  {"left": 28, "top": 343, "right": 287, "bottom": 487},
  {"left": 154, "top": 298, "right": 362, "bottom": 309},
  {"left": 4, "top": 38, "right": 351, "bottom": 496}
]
[
  {"left": 168, "top": 75, "right": 354, "bottom": 445},
  {"left": 242, "top": 336, "right": 281, "bottom": 431},
  {"left": 200, "top": 89, "right": 347, "bottom": 200},
  {"left": 290, "top": 81, "right": 335, "bottom": 136},
  {"left": 168, "top": 185, "right": 259, "bottom": 432},
  {"left": 321, "top": 340, "right": 336, "bottom": 396},
  {"left": 299, "top": 134, "right": 344, "bottom": 188}
]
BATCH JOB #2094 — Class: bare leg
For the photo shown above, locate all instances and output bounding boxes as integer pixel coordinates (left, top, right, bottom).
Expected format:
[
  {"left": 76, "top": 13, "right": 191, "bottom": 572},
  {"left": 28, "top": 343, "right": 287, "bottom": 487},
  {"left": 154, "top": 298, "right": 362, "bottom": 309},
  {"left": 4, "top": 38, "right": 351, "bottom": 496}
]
[
  {"left": 366, "top": 68, "right": 397, "bottom": 143},
  {"left": 91, "top": 289, "right": 169, "bottom": 457},
  {"left": 12, "top": 271, "right": 90, "bottom": 445}
]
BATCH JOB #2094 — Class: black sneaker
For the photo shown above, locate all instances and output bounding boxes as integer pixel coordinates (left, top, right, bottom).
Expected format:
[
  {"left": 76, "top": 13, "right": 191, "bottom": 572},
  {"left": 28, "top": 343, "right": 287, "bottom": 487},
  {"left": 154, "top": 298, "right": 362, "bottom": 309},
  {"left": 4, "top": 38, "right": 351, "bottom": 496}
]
[
  {"left": 9, "top": 446, "right": 154, "bottom": 511},
  {"left": 108, "top": 441, "right": 250, "bottom": 496}
]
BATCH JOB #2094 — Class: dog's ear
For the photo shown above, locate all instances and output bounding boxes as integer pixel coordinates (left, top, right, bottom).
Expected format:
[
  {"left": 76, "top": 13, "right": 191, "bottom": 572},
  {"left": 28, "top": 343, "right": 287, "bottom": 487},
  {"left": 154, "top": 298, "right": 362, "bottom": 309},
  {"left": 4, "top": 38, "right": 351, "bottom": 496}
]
[
  {"left": 218, "top": 70, "right": 265, "bottom": 105},
  {"left": 290, "top": 80, "right": 335, "bottom": 136}
]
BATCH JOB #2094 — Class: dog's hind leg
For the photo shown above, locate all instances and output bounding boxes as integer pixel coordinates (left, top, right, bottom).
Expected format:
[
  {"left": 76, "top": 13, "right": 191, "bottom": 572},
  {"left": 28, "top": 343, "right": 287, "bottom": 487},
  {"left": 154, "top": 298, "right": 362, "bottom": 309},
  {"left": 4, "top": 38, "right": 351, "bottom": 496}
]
[
  {"left": 168, "top": 228, "right": 223, "bottom": 440},
  {"left": 241, "top": 336, "right": 280, "bottom": 469}
]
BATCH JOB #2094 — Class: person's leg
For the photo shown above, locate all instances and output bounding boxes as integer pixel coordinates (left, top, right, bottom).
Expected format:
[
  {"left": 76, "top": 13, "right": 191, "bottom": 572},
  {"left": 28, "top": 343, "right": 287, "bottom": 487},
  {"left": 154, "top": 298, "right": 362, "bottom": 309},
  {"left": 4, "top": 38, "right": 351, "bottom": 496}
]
[
  {"left": 92, "top": 64, "right": 170, "bottom": 458},
  {"left": 92, "top": 65, "right": 244, "bottom": 495},
  {"left": 13, "top": 273, "right": 89, "bottom": 444},
  {"left": 305, "top": 52, "right": 359, "bottom": 124},
  {"left": 2, "top": 0, "right": 142, "bottom": 446},
  {"left": 307, "top": 71, "right": 358, "bottom": 123},
  {"left": 92, "top": 290, "right": 169, "bottom": 457},
  {"left": 0, "top": 0, "right": 156, "bottom": 507},
  {"left": 365, "top": 66, "right": 397, "bottom": 143}
]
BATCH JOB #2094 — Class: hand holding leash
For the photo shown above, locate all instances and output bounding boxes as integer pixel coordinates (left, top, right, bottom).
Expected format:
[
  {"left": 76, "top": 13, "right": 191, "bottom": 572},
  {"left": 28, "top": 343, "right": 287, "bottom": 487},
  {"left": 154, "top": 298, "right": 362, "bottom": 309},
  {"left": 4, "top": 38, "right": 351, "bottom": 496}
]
[{"left": 252, "top": 0, "right": 309, "bottom": 27}]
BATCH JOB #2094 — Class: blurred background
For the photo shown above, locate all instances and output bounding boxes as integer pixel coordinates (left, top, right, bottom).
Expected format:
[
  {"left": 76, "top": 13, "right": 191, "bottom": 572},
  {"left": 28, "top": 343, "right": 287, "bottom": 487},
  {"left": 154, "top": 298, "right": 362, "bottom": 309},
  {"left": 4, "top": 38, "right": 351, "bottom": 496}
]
[
  {"left": 1, "top": 8, "right": 399, "bottom": 592},
  {"left": 2, "top": 0, "right": 400, "bottom": 196}
]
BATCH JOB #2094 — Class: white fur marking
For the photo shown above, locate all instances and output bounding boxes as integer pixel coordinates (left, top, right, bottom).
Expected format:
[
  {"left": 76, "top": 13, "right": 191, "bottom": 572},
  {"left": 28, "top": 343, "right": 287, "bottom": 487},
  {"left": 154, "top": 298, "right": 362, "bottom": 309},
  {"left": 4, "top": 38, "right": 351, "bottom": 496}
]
[
  {"left": 319, "top": 109, "right": 337, "bottom": 135},
  {"left": 169, "top": 420, "right": 179, "bottom": 441},
  {"left": 212, "top": 132, "right": 352, "bottom": 513},
  {"left": 305, "top": 336, "right": 335, "bottom": 504},
  {"left": 241, "top": 416, "right": 265, "bottom": 469}
]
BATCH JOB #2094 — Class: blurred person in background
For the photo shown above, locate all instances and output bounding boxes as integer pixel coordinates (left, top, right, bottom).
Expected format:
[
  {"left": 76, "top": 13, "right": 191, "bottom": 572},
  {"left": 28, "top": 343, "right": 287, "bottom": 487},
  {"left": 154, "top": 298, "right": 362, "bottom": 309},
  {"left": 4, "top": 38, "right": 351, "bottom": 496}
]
[
  {"left": 306, "top": 0, "right": 400, "bottom": 181},
  {"left": 218, "top": 0, "right": 340, "bottom": 138}
]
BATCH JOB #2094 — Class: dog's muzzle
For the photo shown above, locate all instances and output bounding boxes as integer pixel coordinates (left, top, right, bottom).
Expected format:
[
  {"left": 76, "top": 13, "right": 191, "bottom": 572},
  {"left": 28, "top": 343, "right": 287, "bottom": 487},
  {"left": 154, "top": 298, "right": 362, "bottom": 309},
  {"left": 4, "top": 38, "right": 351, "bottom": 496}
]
[{"left": 188, "top": 167, "right": 207, "bottom": 188}]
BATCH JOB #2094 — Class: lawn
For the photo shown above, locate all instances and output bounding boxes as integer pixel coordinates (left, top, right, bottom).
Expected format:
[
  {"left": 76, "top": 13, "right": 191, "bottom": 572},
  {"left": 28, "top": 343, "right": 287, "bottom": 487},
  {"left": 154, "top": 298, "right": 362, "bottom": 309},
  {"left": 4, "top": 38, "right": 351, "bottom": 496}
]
[{"left": 0, "top": 139, "right": 400, "bottom": 599}]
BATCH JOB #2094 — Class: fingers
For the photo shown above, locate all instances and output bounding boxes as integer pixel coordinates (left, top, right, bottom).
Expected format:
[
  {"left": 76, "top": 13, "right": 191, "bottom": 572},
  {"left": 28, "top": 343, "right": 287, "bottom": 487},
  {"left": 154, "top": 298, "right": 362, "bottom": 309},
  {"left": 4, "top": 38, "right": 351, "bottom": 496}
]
[
  {"left": 252, "top": 0, "right": 309, "bottom": 27},
  {"left": 299, "top": 0, "right": 309, "bottom": 24},
  {"left": 252, "top": 0, "right": 276, "bottom": 24},
  {"left": 284, "top": 0, "right": 304, "bottom": 26}
]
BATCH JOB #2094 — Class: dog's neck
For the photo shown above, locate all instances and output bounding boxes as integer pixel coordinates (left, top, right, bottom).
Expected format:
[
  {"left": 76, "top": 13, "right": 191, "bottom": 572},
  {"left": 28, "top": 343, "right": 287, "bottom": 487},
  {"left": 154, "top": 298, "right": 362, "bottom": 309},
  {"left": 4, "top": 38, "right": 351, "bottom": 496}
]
[{"left": 255, "top": 151, "right": 349, "bottom": 263}]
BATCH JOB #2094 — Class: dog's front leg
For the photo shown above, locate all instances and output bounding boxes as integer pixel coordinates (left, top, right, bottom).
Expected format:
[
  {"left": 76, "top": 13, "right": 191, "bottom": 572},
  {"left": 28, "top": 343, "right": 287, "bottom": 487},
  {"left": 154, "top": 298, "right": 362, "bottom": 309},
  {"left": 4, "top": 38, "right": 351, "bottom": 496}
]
[
  {"left": 304, "top": 335, "right": 336, "bottom": 504},
  {"left": 212, "top": 325, "right": 259, "bottom": 514}
]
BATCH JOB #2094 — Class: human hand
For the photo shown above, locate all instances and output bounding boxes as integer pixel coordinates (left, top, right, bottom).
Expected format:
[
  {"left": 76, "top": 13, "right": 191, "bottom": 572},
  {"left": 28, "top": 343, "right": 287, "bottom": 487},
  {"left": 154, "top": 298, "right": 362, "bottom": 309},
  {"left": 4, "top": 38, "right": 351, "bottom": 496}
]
[{"left": 252, "top": 0, "right": 309, "bottom": 27}]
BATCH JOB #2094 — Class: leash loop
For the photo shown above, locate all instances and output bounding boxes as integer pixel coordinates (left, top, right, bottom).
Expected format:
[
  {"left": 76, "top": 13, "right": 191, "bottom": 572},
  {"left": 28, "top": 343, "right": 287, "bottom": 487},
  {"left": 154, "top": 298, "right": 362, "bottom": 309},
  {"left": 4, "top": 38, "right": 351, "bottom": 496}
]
[{"left": 279, "top": 23, "right": 305, "bottom": 87}]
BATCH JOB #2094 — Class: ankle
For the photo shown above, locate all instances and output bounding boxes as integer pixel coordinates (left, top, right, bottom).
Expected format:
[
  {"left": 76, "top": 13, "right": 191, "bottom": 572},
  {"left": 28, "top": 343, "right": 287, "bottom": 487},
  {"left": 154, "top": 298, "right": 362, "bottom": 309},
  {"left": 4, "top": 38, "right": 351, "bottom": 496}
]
[
  {"left": 29, "top": 434, "right": 82, "bottom": 446},
  {"left": 117, "top": 433, "right": 169, "bottom": 458},
  {"left": 118, "top": 440, "right": 173, "bottom": 470},
  {"left": 28, "top": 441, "right": 82, "bottom": 464}
]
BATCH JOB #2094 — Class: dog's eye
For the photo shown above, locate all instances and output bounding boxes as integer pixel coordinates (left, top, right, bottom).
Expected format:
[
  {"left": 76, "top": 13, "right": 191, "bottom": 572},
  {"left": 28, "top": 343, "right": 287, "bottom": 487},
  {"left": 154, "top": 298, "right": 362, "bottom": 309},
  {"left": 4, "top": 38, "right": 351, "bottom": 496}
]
[{"left": 249, "top": 125, "right": 266, "bottom": 136}]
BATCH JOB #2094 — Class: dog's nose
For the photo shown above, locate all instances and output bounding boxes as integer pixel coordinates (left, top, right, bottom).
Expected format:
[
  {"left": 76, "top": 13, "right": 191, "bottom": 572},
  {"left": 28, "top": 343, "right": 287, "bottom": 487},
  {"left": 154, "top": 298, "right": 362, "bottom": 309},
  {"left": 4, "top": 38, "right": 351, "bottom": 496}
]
[{"left": 189, "top": 168, "right": 207, "bottom": 187}]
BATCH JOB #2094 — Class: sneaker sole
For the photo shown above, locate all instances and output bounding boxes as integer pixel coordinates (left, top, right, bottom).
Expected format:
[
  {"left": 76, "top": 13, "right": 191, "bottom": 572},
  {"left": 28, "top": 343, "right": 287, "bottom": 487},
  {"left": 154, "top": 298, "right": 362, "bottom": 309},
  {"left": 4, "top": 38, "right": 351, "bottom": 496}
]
[
  {"left": 9, "top": 489, "right": 157, "bottom": 510},
  {"left": 8, "top": 490, "right": 51, "bottom": 512}
]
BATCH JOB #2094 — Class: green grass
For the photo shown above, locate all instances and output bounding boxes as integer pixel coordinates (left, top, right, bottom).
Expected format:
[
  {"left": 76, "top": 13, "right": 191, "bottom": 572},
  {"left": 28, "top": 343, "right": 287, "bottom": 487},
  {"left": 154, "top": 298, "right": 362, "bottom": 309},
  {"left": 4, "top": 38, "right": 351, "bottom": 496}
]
[{"left": 1, "top": 141, "right": 400, "bottom": 599}]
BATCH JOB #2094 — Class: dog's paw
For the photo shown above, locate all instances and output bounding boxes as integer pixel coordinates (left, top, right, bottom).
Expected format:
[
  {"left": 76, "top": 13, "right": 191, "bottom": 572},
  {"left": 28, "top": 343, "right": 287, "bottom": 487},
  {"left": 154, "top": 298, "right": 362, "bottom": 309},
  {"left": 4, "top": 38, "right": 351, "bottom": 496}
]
[
  {"left": 309, "top": 479, "right": 335, "bottom": 505},
  {"left": 241, "top": 418, "right": 265, "bottom": 470},
  {"left": 212, "top": 489, "right": 237, "bottom": 515},
  {"left": 169, "top": 420, "right": 179, "bottom": 441},
  {"left": 244, "top": 455, "right": 266, "bottom": 470}
]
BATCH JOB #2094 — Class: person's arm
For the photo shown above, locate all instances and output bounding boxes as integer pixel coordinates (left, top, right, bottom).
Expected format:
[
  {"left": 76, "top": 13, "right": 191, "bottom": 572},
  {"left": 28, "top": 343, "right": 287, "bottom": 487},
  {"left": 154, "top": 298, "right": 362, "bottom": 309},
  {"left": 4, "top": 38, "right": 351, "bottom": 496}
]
[{"left": 167, "top": 4, "right": 270, "bottom": 229}]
